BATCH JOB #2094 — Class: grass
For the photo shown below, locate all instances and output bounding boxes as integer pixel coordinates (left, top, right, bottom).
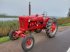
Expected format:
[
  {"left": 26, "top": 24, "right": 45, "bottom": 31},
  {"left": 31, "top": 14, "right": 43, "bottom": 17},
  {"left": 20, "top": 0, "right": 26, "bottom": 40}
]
[
  {"left": 0, "top": 20, "right": 19, "bottom": 43},
  {"left": 0, "top": 20, "right": 19, "bottom": 37},
  {"left": 60, "top": 23, "right": 70, "bottom": 26},
  {"left": 0, "top": 36, "right": 10, "bottom": 43},
  {"left": 57, "top": 17, "right": 70, "bottom": 25}
]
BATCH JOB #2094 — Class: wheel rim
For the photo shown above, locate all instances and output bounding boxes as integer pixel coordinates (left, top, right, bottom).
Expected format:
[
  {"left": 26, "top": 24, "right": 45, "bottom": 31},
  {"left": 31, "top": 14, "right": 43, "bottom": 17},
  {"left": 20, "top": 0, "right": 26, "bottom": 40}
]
[
  {"left": 26, "top": 38, "right": 33, "bottom": 49},
  {"left": 12, "top": 31, "right": 17, "bottom": 39},
  {"left": 50, "top": 22, "right": 57, "bottom": 35}
]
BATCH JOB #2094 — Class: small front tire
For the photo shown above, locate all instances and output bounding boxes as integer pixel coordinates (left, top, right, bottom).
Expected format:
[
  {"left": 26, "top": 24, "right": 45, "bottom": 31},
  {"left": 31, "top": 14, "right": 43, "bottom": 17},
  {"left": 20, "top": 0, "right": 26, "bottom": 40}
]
[
  {"left": 22, "top": 35, "right": 34, "bottom": 52},
  {"left": 9, "top": 30, "right": 19, "bottom": 40}
]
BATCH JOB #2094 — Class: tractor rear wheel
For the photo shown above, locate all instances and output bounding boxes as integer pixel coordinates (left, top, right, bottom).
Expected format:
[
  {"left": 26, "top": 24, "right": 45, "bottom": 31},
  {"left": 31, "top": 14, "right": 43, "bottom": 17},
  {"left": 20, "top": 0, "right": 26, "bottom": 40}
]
[
  {"left": 9, "top": 30, "right": 19, "bottom": 40},
  {"left": 46, "top": 18, "right": 58, "bottom": 38},
  {"left": 22, "top": 35, "right": 34, "bottom": 52}
]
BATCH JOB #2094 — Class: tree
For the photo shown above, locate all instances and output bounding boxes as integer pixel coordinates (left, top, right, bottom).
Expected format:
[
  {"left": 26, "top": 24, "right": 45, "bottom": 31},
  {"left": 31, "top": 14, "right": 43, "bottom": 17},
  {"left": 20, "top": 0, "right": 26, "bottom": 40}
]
[{"left": 68, "top": 8, "right": 70, "bottom": 17}]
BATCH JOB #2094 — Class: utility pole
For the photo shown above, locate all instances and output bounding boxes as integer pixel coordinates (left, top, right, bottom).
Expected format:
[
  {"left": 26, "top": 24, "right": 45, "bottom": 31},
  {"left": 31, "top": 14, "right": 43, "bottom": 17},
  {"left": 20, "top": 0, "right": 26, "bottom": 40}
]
[
  {"left": 68, "top": 8, "right": 70, "bottom": 17},
  {"left": 29, "top": 2, "right": 31, "bottom": 16}
]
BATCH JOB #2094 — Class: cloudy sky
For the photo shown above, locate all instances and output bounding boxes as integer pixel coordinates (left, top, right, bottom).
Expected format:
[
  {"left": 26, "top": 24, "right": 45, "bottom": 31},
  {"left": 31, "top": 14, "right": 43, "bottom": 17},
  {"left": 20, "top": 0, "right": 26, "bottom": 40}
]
[{"left": 0, "top": 0, "right": 70, "bottom": 17}]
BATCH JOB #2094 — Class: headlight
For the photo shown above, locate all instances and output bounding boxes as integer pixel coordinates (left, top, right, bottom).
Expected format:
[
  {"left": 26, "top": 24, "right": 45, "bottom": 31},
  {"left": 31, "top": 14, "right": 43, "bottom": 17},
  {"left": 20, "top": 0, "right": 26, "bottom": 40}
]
[{"left": 28, "top": 19, "right": 30, "bottom": 22}]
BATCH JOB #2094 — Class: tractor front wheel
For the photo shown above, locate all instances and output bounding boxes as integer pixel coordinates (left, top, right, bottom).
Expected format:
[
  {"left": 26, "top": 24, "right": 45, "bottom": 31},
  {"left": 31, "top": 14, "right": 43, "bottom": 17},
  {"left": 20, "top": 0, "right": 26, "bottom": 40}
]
[
  {"left": 22, "top": 35, "right": 34, "bottom": 52},
  {"left": 9, "top": 30, "right": 19, "bottom": 40}
]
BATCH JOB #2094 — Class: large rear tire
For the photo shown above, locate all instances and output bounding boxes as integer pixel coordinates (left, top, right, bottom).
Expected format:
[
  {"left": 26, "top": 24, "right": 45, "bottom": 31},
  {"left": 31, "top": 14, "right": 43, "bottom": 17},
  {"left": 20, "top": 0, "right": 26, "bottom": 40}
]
[
  {"left": 22, "top": 35, "right": 34, "bottom": 52},
  {"left": 46, "top": 18, "right": 58, "bottom": 38}
]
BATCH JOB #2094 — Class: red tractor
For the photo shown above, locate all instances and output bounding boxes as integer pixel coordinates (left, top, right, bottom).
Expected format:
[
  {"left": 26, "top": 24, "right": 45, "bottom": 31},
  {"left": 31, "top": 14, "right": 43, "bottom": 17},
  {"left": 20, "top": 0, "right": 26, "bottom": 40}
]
[{"left": 9, "top": 14, "right": 58, "bottom": 51}]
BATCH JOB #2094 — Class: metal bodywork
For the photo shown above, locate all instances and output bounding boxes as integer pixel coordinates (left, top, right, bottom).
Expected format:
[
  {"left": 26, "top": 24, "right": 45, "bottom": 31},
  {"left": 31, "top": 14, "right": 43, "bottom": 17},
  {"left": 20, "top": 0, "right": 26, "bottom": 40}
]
[{"left": 14, "top": 15, "right": 50, "bottom": 38}]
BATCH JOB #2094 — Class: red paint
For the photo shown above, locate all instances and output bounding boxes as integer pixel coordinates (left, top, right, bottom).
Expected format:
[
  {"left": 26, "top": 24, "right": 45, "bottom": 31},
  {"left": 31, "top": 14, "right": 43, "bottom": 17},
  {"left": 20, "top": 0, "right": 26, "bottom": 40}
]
[{"left": 13, "top": 15, "right": 55, "bottom": 38}]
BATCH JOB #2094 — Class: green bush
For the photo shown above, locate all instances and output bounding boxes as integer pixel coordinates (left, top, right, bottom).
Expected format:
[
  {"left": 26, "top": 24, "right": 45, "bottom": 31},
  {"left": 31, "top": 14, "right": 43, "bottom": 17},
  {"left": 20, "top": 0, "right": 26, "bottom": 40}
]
[
  {"left": 57, "top": 17, "right": 70, "bottom": 25},
  {"left": 0, "top": 20, "right": 19, "bottom": 37}
]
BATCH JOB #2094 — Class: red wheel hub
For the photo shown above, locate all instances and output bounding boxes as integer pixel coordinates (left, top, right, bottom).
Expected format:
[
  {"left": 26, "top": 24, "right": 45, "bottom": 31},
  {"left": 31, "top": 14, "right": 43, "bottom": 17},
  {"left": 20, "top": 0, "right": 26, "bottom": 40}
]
[
  {"left": 12, "top": 32, "right": 16, "bottom": 37},
  {"left": 26, "top": 38, "right": 33, "bottom": 48},
  {"left": 26, "top": 39, "right": 31, "bottom": 46},
  {"left": 12, "top": 31, "right": 18, "bottom": 39},
  {"left": 51, "top": 23, "right": 56, "bottom": 32}
]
